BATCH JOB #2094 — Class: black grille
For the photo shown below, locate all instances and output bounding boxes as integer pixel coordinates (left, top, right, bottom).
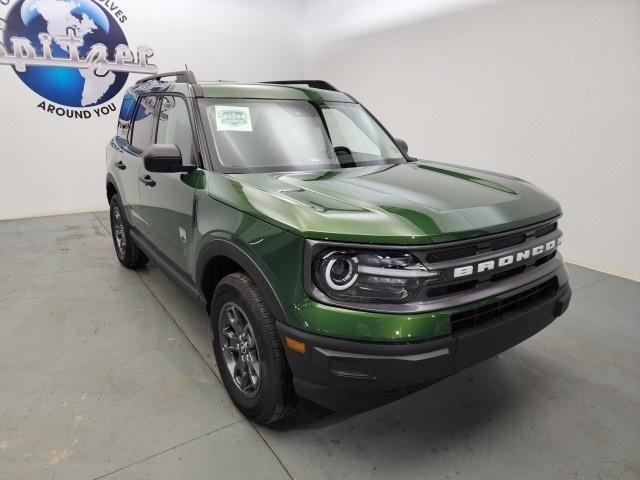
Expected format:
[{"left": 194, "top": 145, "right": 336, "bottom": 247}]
[
  {"left": 450, "top": 278, "right": 559, "bottom": 334},
  {"left": 534, "top": 251, "right": 557, "bottom": 267},
  {"left": 490, "top": 233, "right": 526, "bottom": 251},
  {"left": 535, "top": 222, "right": 557, "bottom": 238},
  {"left": 425, "top": 246, "right": 478, "bottom": 263},
  {"left": 490, "top": 265, "right": 526, "bottom": 282},
  {"left": 424, "top": 220, "right": 556, "bottom": 265}
]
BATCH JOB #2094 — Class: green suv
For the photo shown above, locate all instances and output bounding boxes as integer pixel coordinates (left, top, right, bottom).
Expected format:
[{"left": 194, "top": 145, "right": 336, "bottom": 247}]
[{"left": 106, "top": 71, "right": 571, "bottom": 424}]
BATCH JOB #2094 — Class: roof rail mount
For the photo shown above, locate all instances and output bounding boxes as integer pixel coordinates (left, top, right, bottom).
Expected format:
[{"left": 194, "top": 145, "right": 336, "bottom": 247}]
[
  {"left": 136, "top": 70, "right": 197, "bottom": 85},
  {"left": 261, "top": 80, "right": 338, "bottom": 92}
]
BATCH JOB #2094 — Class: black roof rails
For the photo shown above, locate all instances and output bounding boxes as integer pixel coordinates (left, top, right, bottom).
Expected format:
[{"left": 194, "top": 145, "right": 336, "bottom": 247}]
[
  {"left": 261, "top": 80, "right": 339, "bottom": 92},
  {"left": 136, "top": 70, "right": 197, "bottom": 85}
]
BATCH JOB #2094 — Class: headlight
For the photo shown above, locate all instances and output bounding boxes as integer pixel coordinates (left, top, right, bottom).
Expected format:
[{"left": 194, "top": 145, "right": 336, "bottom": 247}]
[{"left": 313, "top": 250, "right": 438, "bottom": 302}]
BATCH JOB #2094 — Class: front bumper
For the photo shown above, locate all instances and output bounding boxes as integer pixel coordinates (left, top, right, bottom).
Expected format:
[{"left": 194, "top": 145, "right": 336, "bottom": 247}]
[{"left": 278, "top": 281, "right": 571, "bottom": 412}]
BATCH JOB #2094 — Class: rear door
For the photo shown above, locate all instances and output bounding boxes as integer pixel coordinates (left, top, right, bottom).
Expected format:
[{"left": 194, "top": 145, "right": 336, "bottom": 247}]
[{"left": 138, "top": 95, "right": 200, "bottom": 272}]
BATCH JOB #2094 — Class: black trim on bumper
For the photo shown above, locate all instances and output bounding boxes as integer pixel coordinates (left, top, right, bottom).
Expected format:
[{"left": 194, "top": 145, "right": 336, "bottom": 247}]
[{"left": 278, "top": 282, "right": 571, "bottom": 412}]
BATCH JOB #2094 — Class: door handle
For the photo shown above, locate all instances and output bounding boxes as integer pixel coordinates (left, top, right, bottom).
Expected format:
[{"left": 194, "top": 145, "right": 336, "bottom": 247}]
[
  {"left": 115, "top": 160, "right": 126, "bottom": 170},
  {"left": 139, "top": 175, "right": 156, "bottom": 187}
]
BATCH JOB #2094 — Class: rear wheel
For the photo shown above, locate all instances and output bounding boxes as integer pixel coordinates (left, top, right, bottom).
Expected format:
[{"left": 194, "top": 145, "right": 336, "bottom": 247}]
[
  {"left": 109, "top": 194, "right": 148, "bottom": 269},
  {"left": 211, "top": 272, "right": 297, "bottom": 424}
]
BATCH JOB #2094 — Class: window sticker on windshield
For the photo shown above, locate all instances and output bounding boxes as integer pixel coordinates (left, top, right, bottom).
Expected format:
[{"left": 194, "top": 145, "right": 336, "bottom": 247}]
[{"left": 214, "top": 106, "right": 253, "bottom": 132}]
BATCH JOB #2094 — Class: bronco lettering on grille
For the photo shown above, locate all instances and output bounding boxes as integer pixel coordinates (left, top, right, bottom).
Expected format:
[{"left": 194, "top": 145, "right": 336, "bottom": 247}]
[{"left": 453, "top": 239, "right": 560, "bottom": 278}]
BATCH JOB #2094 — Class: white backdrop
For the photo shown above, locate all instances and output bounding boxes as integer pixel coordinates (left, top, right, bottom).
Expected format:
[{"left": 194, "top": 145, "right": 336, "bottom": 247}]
[
  {"left": 0, "top": 0, "right": 638, "bottom": 281},
  {"left": 305, "top": 0, "right": 640, "bottom": 281},
  {"left": 0, "top": 0, "right": 304, "bottom": 220}
]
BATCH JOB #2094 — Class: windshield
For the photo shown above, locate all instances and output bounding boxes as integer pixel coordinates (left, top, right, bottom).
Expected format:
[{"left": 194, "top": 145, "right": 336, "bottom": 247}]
[{"left": 199, "top": 99, "right": 404, "bottom": 172}]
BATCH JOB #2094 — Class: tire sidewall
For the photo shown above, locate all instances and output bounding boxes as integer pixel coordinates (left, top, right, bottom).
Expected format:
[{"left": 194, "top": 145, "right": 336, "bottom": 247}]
[
  {"left": 211, "top": 277, "right": 282, "bottom": 418},
  {"left": 110, "top": 194, "right": 131, "bottom": 263}
]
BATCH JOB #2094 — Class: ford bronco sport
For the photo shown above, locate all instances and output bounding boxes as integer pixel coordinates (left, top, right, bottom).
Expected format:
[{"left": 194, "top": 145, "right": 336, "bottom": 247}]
[{"left": 106, "top": 71, "right": 571, "bottom": 424}]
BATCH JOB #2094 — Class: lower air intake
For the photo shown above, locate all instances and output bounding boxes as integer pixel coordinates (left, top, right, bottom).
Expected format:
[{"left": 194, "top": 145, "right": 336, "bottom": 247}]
[{"left": 450, "top": 278, "right": 559, "bottom": 334}]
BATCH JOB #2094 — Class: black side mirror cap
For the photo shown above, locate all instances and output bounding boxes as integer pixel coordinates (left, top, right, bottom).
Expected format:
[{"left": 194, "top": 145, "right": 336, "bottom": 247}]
[
  {"left": 395, "top": 138, "right": 409, "bottom": 155},
  {"left": 143, "top": 144, "right": 197, "bottom": 173},
  {"left": 395, "top": 138, "right": 417, "bottom": 162}
]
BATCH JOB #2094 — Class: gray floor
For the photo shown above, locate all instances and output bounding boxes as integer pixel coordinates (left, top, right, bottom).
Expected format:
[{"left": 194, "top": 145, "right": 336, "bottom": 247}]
[{"left": 0, "top": 212, "right": 638, "bottom": 480}]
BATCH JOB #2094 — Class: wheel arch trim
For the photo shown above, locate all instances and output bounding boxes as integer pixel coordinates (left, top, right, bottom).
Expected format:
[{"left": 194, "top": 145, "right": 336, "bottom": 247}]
[
  {"left": 196, "top": 238, "right": 287, "bottom": 322},
  {"left": 106, "top": 173, "right": 120, "bottom": 201}
]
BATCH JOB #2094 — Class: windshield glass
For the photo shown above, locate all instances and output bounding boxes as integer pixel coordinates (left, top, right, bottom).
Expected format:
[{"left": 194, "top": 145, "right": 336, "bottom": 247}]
[{"left": 199, "top": 99, "right": 404, "bottom": 172}]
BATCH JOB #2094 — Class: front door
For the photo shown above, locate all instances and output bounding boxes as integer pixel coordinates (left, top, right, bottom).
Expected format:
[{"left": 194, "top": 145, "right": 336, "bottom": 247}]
[
  {"left": 119, "top": 95, "right": 159, "bottom": 232},
  {"left": 138, "top": 95, "right": 199, "bottom": 272}
]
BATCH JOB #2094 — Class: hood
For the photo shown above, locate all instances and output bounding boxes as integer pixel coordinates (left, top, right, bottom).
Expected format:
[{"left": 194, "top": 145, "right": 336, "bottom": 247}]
[{"left": 206, "top": 161, "right": 561, "bottom": 245}]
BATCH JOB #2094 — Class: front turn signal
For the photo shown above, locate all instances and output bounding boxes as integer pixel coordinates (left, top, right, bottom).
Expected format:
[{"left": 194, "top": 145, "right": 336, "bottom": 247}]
[{"left": 285, "top": 336, "right": 306, "bottom": 354}]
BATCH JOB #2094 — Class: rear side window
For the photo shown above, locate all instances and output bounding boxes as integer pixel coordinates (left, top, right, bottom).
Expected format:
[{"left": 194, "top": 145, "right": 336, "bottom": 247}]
[
  {"left": 130, "top": 95, "right": 159, "bottom": 151},
  {"left": 156, "top": 96, "right": 196, "bottom": 165},
  {"left": 117, "top": 92, "right": 137, "bottom": 139}
]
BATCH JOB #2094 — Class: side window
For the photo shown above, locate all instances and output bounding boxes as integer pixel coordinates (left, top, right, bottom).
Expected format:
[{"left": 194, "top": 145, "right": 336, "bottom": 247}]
[
  {"left": 156, "top": 96, "right": 195, "bottom": 165},
  {"left": 130, "top": 95, "right": 159, "bottom": 151},
  {"left": 117, "top": 92, "right": 137, "bottom": 139}
]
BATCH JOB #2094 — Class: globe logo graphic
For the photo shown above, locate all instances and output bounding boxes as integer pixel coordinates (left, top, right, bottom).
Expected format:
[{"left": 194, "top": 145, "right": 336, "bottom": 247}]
[{"left": 2, "top": 0, "right": 129, "bottom": 107}]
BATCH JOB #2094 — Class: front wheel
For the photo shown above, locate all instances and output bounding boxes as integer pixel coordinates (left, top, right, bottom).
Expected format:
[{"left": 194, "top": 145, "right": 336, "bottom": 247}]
[{"left": 211, "top": 273, "right": 296, "bottom": 424}]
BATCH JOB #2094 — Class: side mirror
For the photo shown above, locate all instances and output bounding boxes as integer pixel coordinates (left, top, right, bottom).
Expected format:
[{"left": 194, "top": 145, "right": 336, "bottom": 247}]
[
  {"left": 395, "top": 138, "right": 409, "bottom": 155},
  {"left": 143, "top": 144, "right": 197, "bottom": 173}
]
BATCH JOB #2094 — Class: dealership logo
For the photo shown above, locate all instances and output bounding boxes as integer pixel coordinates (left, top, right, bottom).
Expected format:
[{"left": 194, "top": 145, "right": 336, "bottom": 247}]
[{"left": 0, "top": 0, "right": 157, "bottom": 118}]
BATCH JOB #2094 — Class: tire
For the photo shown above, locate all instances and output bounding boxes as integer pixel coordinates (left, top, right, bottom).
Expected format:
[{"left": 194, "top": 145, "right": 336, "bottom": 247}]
[
  {"left": 211, "top": 272, "right": 297, "bottom": 424},
  {"left": 109, "top": 194, "right": 148, "bottom": 269}
]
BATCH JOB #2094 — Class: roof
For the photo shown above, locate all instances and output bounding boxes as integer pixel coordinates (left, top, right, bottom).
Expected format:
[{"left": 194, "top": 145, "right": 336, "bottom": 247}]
[
  {"left": 129, "top": 73, "right": 356, "bottom": 103},
  {"left": 199, "top": 83, "right": 355, "bottom": 103}
]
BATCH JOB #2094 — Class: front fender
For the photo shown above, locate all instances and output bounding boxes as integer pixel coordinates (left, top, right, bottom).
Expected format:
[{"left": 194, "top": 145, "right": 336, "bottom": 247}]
[{"left": 195, "top": 237, "right": 289, "bottom": 322}]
